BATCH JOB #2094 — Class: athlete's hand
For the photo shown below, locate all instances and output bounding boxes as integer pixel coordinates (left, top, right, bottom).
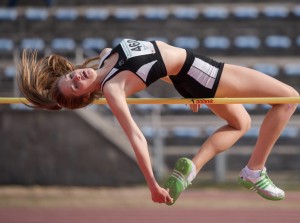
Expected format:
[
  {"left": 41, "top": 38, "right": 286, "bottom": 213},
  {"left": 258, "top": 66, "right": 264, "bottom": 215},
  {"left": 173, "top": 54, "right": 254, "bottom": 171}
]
[
  {"left": 150, "top": 185, "right": 173, "bottom": 204},
  {"left": 189, "top": 103, "right": 201, "bottom": 112}
]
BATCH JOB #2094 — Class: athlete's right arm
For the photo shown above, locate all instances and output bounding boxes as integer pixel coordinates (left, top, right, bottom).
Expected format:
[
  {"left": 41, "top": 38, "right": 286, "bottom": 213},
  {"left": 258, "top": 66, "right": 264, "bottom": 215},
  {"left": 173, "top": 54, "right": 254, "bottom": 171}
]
[{"left": 104, "top": 85, "right": 173, "bottom": 204}]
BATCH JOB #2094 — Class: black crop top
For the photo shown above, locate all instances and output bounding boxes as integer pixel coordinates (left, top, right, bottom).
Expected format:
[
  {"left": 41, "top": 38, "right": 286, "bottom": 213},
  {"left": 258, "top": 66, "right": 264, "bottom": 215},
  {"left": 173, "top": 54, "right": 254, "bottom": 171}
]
[{"left": 99, "top": 39, "right": 167, "bottom": 91}]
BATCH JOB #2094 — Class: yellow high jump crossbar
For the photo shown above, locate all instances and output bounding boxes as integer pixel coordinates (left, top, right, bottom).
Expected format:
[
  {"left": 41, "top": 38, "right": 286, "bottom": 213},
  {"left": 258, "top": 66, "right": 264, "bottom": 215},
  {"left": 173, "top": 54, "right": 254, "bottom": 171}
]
[{"left": 0, "top": 97, "right": 300, "bottom": 105}]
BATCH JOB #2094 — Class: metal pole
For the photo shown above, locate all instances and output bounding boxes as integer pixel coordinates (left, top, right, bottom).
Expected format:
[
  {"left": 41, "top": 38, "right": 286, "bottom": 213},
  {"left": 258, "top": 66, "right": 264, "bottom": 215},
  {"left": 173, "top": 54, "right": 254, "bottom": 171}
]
[
  {"left": 215, "top": 152, "right": 227, "bottom": 183},
  {"left": 151, "top": 105, "right": 165, "bottom": 180}
]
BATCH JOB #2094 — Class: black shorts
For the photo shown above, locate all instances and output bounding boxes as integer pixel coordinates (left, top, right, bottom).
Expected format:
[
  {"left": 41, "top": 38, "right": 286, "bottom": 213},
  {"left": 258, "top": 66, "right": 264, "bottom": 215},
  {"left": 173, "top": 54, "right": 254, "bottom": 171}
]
[{"left": 170, "top": 50, "right": 224, "bottom": 98}]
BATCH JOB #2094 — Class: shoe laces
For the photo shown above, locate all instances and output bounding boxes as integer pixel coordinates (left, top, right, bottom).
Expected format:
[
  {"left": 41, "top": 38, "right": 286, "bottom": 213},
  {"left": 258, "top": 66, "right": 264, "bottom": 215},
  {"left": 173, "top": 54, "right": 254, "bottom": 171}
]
[{"left": 259, "top": 169, "right": 276, "bottom": 188}]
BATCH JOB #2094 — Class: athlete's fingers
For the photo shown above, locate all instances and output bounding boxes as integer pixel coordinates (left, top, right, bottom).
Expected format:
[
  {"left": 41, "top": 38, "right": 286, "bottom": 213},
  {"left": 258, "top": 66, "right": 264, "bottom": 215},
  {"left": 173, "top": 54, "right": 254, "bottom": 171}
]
[
  {"left": 166, "top": 188, "right": 173, "bottom": 204},
  {"left": 189, "top": 103, "right": 201, "bottom": 112}
]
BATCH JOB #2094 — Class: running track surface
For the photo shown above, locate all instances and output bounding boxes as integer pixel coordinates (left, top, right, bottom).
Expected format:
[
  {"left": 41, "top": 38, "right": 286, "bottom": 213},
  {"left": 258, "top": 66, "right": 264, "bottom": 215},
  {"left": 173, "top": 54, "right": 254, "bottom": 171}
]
[
  {"left": 0, "top": 188, "right": 300, "bottom": 223},
  {"left": 1, "top": 208, "right": 300, "bottom": 223}
]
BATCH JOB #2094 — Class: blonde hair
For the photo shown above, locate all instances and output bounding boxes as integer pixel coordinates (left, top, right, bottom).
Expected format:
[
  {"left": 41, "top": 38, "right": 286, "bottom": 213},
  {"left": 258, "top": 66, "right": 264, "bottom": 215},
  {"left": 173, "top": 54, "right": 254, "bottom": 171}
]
[{"left": 17, "top": 50, "right": 101, "bottom": 110}]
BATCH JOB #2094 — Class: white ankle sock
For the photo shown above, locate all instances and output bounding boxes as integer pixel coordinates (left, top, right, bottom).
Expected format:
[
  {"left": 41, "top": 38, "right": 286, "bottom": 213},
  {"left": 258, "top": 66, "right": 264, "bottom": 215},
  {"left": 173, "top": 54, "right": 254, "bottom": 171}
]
[
  {"left": 244, "top": 166, "right": 262, "bottom": 178},
  {"left": 186, "top": 162, "right": 197, "bottom": 184}
]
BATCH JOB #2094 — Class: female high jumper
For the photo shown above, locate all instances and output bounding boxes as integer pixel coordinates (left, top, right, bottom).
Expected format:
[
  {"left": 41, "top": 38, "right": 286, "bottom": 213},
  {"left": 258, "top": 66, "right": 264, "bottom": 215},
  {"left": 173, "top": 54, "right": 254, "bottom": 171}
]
[{"left": 18, "top": 38, "right": 299, "bottom": 204}]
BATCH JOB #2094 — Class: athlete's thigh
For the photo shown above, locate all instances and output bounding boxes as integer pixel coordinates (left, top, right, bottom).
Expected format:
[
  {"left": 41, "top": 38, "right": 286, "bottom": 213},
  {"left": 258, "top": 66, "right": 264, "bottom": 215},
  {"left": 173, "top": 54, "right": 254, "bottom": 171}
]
[
  {"left": 215, "top": 64, "right": 296, "bottom": 98},
  {"left": 207, "top": 104, "right": 251, "bottom": 130}
]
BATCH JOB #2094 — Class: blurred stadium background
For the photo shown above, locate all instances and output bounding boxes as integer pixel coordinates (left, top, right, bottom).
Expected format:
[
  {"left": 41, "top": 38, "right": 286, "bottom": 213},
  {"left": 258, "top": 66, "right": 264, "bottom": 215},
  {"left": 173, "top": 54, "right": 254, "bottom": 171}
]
[{"left": 0, "top": 0, "right": 299, "bottom": 222}]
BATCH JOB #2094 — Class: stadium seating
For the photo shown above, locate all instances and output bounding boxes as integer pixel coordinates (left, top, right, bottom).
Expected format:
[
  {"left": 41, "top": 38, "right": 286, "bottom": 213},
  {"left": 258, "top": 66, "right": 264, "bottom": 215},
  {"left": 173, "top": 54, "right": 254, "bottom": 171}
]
[
  {"left": 0, "top": 0, "right": 291, "bottom": 6},
  {"left": 203, "top": 36, "right": 230, "bottom": 49},
  {"left": 134, "top": 104, "right": 156, "bottom": 113},
  {"left": 141, "top": 125, "right": 168, "bottom": 139},
  {"left": 232, "top": 6, "right": 259, "bottom": 19},
  {"left": 112, "top": 8, "right": 139, "bottom": 20},
  {"left": 141, "top": 126, "right": 155, "bottom": 139},
  {"left": 293, "top": 5, "right": 300, "bottom": 17},
  {"left": 171, "top": 126, "right": 200, "bottom": 138},
  {"left": 243, "top": 104, "right": 258, "bottom": 113},
  {"left": 24, "top": 8, "right": 48, "bottom": 21},
  {"left": 144, "top": 37, "right": 169, "bottom": 43},
  {"left": 281, "top": 126, "right": 299, "bottom": 138},
  {"left": 0, "top": 38, "right": 14, "bottom": 52},
  {"left": 172, "top": 7, "right": 199, "bottom": 20},
  {"left": 20, "top": 38, "right": 45, "bottom": 52},
  {"left": 234, "top": 35, "right": 261, "bottom": 49},
  {"left": 3, "top": 65, "right": 16, "bottom": 79},
  {"left": 173, "top": 36, "right": 200, "bottom": 50},
  {"left": 54, "top": 8, "right": 78, "bottom": 21},
  {"left": 296, "top": 36, "right": 300, "bottom": 47},
  {"left": 51, "top": 38, "right": 76, "bottom": 51},
  {"left": 265, "top": 35, "right": 292, "bottom": 49},
  {"left": 165, "top": 104, "right": 190, "bottom": 113},
  {"left": 252, "top": 63, "right": 280, "bottom": 76},
  {"left": 283, "top": 64, "right": 300, "bottom": 76},
  {"left": 0, "top": 38, "right": 14, "bottom": 60},
  {"left": 84, "top": 8, "right": 110, "bottom": 21},
  {"left": 143, "top": 7, "right": 169, "bottom": 20},
  {"left": 263, "top": 5, "right": 289, "bottom": 19},
  {"left": 244, "top": 126, "right": 260, "bottom": 138},
  {"left": 82, "top": 38, "right": 107, "bottom": 51},
  {"left": 0, "top": 8, "right": 17, "bottom": 20},
  {"left": 50, "top": 38, "right": 76, "bottom": 58},
  {"left": 202, "top": 6, "right": 229, "bottom": 20}
]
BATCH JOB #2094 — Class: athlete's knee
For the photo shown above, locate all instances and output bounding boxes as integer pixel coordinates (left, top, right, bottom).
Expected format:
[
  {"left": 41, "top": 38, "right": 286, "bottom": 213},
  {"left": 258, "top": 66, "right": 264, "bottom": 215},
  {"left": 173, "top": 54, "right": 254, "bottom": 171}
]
[
  {"left": 280, "top": 85, "right": 299, "bottom": 98},
  {"left": 288, "top": 86, "right": 299, "bottom": 98},
  {"left": 288, "top": 87, "right": 299, "bottom": 111},
  {"left": 276, "top": 86, "right": 299, "bottom": 112},
  {"left": 239, "top": 113, "right": 251, "bottom": 134},
  {"left": 293, "top": 88, "right": 299, "bottom": 97},
  {"left": 229, "top": 111, "right": 251, "bottom": 134}
]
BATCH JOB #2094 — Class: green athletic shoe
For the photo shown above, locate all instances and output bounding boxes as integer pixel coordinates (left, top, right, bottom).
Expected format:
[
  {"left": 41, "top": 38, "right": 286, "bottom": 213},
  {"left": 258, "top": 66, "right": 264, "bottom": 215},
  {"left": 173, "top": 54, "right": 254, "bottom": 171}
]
[
  {"left": 238, "top": 167, "right": 285, "bottom": 201},
  {"left": 164, "top": 157, "right": 193, "bottom": 205}
]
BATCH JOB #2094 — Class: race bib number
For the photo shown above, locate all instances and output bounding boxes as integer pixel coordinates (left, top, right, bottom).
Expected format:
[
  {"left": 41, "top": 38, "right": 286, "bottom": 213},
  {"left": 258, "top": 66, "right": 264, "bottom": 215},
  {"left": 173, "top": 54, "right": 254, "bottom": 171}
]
[{"left": 120, "top": 39, "right": 155, "bottom": 59}]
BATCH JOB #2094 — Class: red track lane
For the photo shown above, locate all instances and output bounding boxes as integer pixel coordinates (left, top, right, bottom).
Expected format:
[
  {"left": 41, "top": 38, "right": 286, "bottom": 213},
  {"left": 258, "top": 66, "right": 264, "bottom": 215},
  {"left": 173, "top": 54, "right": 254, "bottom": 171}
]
[
  {"left": 0, "top": 208, "right": 300, "bottom": 223},
  {"left": 1, "top": 189, "right": 300, "bottom": 223}
]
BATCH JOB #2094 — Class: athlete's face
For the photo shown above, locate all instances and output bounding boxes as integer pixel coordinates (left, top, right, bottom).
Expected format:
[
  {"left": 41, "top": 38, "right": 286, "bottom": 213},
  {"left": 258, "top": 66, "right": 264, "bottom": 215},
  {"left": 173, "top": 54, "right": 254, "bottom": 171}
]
[{"left": 58, "top": 68, "right": 99, "bottom": 97}]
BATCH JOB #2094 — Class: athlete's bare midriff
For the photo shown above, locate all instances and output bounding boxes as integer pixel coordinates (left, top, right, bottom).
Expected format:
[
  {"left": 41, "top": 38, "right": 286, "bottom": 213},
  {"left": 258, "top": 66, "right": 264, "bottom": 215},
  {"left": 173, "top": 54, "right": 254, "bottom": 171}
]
[{"left": 155, "top": 41, "right": 187, "bottom": 76}]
